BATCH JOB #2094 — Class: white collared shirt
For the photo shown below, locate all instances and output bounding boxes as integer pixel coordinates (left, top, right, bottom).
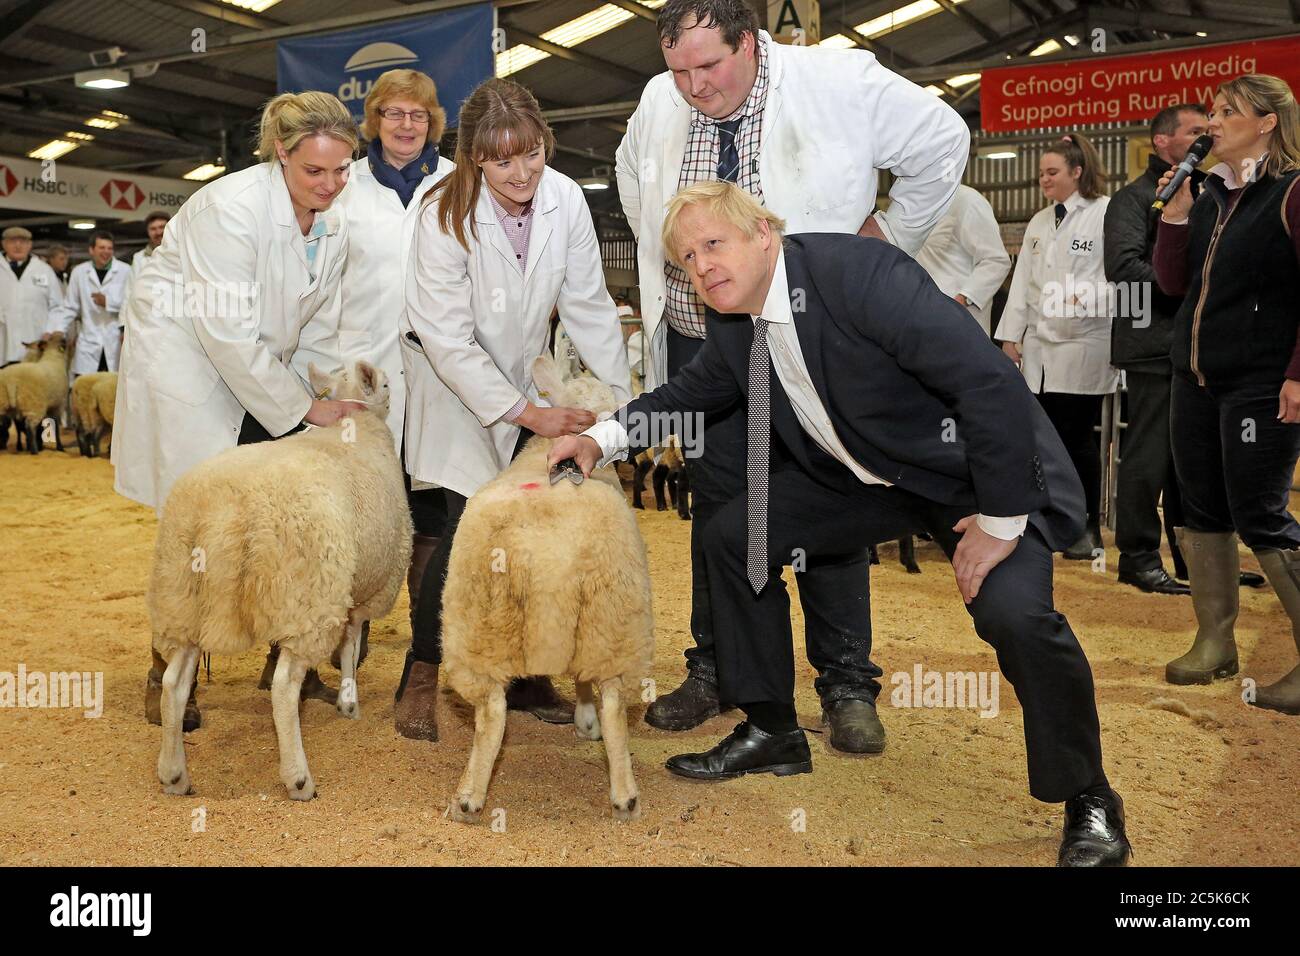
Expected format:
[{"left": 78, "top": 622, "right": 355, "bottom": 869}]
[{"left": 587, "top": 248, "right": 1027, "bottom": 539}]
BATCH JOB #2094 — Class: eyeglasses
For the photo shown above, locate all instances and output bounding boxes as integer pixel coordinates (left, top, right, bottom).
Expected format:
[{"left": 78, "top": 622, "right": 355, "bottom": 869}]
[{"left": 379, "top": 108, "right": 431, "bottom": 124}]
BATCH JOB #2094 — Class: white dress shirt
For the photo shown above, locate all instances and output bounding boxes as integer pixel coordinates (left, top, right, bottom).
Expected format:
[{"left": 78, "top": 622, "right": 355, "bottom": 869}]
[{"left": 587, "top": 248, "right": 1028, "bottom": 540}]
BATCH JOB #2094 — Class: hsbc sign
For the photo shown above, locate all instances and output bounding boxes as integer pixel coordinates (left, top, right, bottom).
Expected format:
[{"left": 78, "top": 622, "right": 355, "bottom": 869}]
[{"left": 0, "top": 154, "right": 200, "bottom": 220}]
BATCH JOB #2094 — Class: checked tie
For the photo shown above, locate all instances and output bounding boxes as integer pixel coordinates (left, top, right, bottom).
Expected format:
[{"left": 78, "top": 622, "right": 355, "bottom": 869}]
[
  {"left": 717, "top": 117, "right": 743, "bottom": 183},
  {"left": 747, "top": 318, "right": 771, "bottom": 594}
]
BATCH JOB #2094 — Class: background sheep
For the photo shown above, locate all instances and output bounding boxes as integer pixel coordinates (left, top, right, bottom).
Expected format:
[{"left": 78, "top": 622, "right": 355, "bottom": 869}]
[
  {"left": 152, "top": 360, "right": 412, "bottom": 801},
  {"left": 0, "top": 333, "right": 68, "bottom": 454},
  {"left": 631, "top": 437, "right": 690, "bottom": 519},
  {"left": 71, "top": 371, "right": 117, "bottom": 458},
  {"left": 0, "top": 341, "right": 41, "bottom": 452},
  {"left": 443, "top": 355, "right": 654, "bottom": 823}
]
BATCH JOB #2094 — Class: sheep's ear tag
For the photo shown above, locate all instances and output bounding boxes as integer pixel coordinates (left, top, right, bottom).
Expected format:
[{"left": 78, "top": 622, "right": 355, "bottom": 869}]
[{"left": 549, "top": 458, "right": 584, "bottom": 486}]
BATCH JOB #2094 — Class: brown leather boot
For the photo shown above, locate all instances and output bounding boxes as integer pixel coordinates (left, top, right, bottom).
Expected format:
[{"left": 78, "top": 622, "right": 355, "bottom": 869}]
[
  {"left": 1166, "top": 529, "right": 1240, "bottom": 684},
  {"left": 407, "top": 533, "right": 440, "bottom": 629},
  {"left": 258, "top": 645, "right": 337, "bottom": 704},
  {"left": 145, "top": 648, "right": 165, "bottom": 725},
  {"left": 1252, "top": 549, "right": 1300, "bottom": 715},
  {"left": 146, "top": 648, "right": 201, "bottom": 731},
  {"left": 394, "top": 652, "right": 439, "bottom": 741},
  {"left": 507, "top": 676, "right": 575, "bottom": 724}
]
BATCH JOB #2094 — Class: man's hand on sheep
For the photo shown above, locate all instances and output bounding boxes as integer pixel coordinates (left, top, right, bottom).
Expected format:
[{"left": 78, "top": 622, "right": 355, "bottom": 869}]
[
  {"left": 305, "top": 398, "right": 366, "bottom": 427},
  {"left": 516, "top": 402, "right": 596, "bottom": 438},
  {"left": 548, "top": 434, "right": 602, "bottom": 478}
]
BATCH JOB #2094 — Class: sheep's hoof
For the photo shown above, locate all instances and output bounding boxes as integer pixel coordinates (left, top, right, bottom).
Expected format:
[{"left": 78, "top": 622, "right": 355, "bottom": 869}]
[
  {"left": 160, "top": 770, "right": 192, "bottom": 796},
  {"left": 449, "top": 798, "right": 481, "bottom": 824},
  {"left": 286, "top": 775, "right": 316, "bottom": 801},
  {"left": 337, "top": 701, "right": 360, "bottom": 720},
  {"left": 612, "top": 795, "right": 641, "bottom": 822}
]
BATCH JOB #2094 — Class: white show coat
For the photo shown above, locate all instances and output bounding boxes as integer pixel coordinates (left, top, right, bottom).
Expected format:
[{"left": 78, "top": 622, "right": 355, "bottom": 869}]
[
  {"left": 914, "top": 184, "right": 1011, "bottom": 335},
  {"left": 401, "top": 166, "right": 632, "bottom": 498},
  {"left": 616, "top": 30, "right": 969, "bottom": 388},
  {"left": 49, "top": 258, "right": 131, "bottom": 373},
  {"left": 112, "top": 161, "right": 348, "bottom": 510},
  {"left": 335, "top": 151, "right": 454, "bottom": 455},
  {"left": 994, "top": 192, "right": 1117, "bottom": 395},
  {"left": 0, "top": 255, "right": 63, "bottom": 364}
]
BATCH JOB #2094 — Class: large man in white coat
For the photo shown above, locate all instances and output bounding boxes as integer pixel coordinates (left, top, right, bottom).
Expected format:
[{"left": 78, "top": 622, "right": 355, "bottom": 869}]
[
  {"left": 48, "top": 230, "right": 130, "bottom": 374},
  {"left": 615, "top": 0, "right": 970, "bottom": 747},
  {"left": 0, "top": 226, "right": 63, "bottom": 365}
]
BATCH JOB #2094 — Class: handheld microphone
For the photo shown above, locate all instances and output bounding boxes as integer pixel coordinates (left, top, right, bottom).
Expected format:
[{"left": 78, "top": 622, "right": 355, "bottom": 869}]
[{"left": 1152, "top": 134, "right": 1213, "bottom": 211}]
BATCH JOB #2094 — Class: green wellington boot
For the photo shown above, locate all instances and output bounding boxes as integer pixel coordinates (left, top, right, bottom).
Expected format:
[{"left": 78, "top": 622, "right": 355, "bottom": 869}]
[
  {"left": 1251, "top": 549, "right": 1300, "bottom": 715},
  {"left": 1166, "top": 529, "right": 1240, "bottom": 684}
]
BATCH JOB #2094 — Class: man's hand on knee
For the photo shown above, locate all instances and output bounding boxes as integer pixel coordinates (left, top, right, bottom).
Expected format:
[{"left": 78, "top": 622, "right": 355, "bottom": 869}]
[{"left": 951, "top": 515, "right": 1019, "bottom": 605}]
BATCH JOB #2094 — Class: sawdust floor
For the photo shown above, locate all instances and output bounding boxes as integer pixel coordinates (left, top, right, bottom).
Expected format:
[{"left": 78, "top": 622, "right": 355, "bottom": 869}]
[{"left": 0, "top": 438, "right": 1296, "bottom": 867}]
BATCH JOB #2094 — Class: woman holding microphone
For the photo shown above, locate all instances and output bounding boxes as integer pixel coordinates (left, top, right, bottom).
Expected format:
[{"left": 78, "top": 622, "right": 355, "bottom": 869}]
[
  {"left": 1154, "top": 75, "right": 1300, "bottom": 715},
  {"left": 995, "top": 132, "right": 1117, "bottom": 560},
  {"left": 115, "top": 91, "right": 360, "bottom": 728},
  {"left": 335, "top": 69, "right": 455, "bottom": 657},
  {"left": 393, "top": 78, "right": 632, "bottom": 740}
]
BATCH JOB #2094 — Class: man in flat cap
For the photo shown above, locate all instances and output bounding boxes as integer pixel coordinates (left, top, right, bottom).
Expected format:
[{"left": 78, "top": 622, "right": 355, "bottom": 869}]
[{"left": 1, "top": 226, "right": 64, "bottom": 366}]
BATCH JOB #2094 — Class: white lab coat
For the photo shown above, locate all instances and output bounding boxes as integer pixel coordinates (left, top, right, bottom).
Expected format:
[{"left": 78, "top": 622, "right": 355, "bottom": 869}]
[
  {"left": 335, "top": 151, "right": 455, "bottom": 456},
  {"left": 914, "top": 184, "right": 1011, "bottom": 335},
  {"left": 112, "top": 161, "right": 348, "bottom": 510},
  {"left": 994, "top": 193, "right": 1117, "bottom": 395},
  {"left": 401, "top": 166, "right": 632, "bottom": 498},
  {"left": 0, "top": 255, "right": 63, "bottom": 364},
  {"left": 616, "top": 30, "right": 969, "bottom": 388},
  {"left": 49, "top": 258, "right": 131, "bottom": 373}
]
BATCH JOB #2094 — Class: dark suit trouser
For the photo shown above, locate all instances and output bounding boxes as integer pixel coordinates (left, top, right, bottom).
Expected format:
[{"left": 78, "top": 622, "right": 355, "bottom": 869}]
[
  {"left": 666, "top": 326, "right": 881, "bottom": 703},
  {"left": 1115, "top": 370, "right": 1184, "bottom": 573},
  {"left": 702, "top": 467, "right": 1106, "bottom": 803}
]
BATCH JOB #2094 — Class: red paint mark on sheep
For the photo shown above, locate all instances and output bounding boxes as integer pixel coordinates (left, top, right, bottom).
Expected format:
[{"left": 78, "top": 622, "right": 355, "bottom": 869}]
[{"left": 519, "top": 482, "right": 540, "bottom": 490}]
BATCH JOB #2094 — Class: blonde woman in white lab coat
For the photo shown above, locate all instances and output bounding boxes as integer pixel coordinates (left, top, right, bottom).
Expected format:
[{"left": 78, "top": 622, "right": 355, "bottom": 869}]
[
  {"left": 995, "top": 132, "right": 1118, "bottom": 559},
  {"left": 335, "top": 68, "right": 455, "bottom": 665},
  {"left": 114, "top": 91, "right": 360, "bottom": 729},
  {"left": 393, "top": 77, "right": 632, "bottom": 740}
]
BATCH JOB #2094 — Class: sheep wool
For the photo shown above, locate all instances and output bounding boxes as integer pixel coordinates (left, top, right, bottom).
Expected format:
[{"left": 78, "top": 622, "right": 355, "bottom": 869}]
[{"left": 150, "top": 361, "right": 412, "bottom": 801}]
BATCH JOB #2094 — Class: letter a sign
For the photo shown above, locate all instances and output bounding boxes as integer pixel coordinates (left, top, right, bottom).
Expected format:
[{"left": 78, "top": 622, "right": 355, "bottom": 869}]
[{"left": 768, "top": 0, "right": 820, "bottom": 45}]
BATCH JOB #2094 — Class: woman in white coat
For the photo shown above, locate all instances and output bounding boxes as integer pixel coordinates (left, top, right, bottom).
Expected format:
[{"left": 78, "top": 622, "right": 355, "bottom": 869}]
[
  {"left": 335, "top": 68, "right": 455, "bottom": 660},
  {"left": 114, "top": 90, "right": 360, "bottom": 727},
  {"left": 995, "top": 132, "right": 1118, "bottom": 559},
  {"left": 393, "top": 78, "right": 632, "bottom": 740}
]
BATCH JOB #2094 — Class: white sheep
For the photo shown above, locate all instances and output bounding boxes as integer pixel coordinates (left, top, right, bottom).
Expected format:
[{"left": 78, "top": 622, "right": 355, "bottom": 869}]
[
  {"left": 152, "top": 360, "right": 412, "bottom": 801},
  {"left": 71, "top": 371, "right": 117, "bottom": 458},
  {"left": 443, "top": 355, "right": 654, "bottom": 823},
  {"left": 0, "top": 333, "right": 68, "bottom": 453},
  {"left": 0, "top": 340, "right": 41, "bottom": 451}
]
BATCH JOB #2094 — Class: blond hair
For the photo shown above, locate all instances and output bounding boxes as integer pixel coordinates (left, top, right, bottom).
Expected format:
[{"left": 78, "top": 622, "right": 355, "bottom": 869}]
[
  {"left": 661, "top": 180, "right": 786, "bottom": 267},
  {"left": 360, "top": 69, "right": 447, "bottom": 144},
  {"left": 1217, "top": 74, "right": 1300, "bottom": 175},
  {"left": 257, "top": 91, "right": 358, "bottom": 161}
]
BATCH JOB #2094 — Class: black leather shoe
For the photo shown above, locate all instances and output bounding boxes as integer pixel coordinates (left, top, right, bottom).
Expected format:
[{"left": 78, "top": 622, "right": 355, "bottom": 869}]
[
  {"left": 1239, "top": 571, "right": 1266, "bottom": 589},
  {"left": 1118, "top": 566, "right": 1191, "bottom": 595},
  {"left": 1063, "top": 528, "right": 1102, "bottom": 561},
  {"left": 665, "top": 722, "right": 812, "bottom": 780},
  {"left": 644, "top": 673, "right": 733, "bottom": 731},
  {"left": 1058, "top": 790, "right": 1132, "bottom": 867},
  {"left": 506, "top": 676, "right": 574, "bottom": 724},
  {"left": 822, "top": 698, "right": 886, "bottom": 754}
]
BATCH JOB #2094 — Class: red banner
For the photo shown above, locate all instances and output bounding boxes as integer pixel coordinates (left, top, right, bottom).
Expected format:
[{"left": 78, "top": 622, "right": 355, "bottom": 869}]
[{"left": 980, "top": 34, "right": 1300, "bottom": 132}]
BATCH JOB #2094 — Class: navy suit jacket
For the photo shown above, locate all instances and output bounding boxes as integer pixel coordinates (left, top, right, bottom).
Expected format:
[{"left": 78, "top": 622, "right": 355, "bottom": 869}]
[{"left": 617, "top": 233, "right": 1085, "bottom": 550}]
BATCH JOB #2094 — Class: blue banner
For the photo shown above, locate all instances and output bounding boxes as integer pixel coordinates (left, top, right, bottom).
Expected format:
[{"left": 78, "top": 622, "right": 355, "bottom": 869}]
[{"left": 277, "top": 4, "right": 495, "bottom": 128}]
